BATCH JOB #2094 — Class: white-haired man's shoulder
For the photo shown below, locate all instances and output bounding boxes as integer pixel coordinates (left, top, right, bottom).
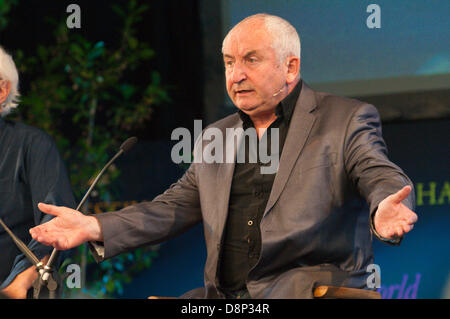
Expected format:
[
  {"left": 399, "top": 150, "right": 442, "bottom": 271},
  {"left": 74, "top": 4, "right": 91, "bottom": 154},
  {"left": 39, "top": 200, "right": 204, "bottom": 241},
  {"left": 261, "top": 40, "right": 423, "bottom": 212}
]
[{"left": 3, "top": 119, "right": 58, "bottom": 150}]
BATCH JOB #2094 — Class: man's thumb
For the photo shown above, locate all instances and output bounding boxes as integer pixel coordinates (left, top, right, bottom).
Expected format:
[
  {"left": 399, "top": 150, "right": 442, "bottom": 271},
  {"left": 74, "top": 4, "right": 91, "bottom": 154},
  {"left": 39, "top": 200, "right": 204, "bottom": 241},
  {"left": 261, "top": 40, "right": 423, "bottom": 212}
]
[{"left": 391, "top": 185, "right": 412, "bottom": 203}]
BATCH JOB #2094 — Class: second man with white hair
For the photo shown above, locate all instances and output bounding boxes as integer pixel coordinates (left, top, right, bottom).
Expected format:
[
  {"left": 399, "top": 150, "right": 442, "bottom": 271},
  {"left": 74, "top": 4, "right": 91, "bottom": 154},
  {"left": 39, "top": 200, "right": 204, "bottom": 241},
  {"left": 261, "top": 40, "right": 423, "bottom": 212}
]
[{"left": 0, "top": 46, "right": 75, "bottom": 298}]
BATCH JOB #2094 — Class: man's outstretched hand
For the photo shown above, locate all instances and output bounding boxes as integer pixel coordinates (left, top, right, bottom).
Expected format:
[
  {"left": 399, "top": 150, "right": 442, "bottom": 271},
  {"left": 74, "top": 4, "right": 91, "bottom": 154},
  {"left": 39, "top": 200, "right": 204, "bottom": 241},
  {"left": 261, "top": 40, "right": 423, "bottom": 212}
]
[
  {"left": 30, "top": 203, "right": 103, "bottom": 250},
  {"left": 374, "top": 185, "right": 418, "bottom": 240}
]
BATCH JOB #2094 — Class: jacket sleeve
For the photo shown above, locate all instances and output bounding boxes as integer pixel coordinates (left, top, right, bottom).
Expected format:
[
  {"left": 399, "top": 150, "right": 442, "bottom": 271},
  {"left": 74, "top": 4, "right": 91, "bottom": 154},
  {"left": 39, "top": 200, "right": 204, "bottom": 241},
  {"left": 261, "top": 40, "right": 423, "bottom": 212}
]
[
  {"left": 343, "top": 103, "right": 415, "bottom": 245},
  {"left": 89, "top": 161, "right": 202, "bottom": 262}
]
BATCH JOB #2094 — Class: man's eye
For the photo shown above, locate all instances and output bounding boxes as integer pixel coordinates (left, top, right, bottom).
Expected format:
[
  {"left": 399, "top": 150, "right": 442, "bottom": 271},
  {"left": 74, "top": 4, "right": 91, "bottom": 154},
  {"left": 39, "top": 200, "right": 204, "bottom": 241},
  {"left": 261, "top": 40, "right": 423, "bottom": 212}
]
[
  {"left": 248, "top": 57, "right": 258, "bottom": 63},
  {"left": 225, "top": 61, "right": 234, "bottom": 68}
]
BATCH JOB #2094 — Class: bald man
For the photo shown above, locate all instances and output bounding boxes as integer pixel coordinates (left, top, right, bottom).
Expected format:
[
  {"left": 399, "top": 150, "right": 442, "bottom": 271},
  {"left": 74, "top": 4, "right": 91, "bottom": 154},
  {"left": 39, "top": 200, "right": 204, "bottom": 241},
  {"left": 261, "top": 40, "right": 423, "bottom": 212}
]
[{"left": 30, "top": 14, "right": 417, "bottom": 299}]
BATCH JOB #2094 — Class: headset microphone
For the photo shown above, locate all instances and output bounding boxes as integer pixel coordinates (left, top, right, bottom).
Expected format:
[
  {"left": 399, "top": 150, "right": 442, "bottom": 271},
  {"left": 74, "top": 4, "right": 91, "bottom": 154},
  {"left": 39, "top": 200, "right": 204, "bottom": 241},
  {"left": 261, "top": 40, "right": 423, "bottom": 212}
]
[{"left": 272, "top": 86, "right": 285, "bottom": 97}]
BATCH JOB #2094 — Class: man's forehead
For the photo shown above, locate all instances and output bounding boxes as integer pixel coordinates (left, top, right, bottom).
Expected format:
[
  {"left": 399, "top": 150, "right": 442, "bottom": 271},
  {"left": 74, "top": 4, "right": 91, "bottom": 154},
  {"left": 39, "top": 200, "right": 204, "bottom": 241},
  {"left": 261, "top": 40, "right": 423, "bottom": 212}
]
[
  {"left": 223, "top": 27, "right": 273, "bottom": 58},
  {"left": 223, "top": 49, "right": 263, "bottom": 60}
]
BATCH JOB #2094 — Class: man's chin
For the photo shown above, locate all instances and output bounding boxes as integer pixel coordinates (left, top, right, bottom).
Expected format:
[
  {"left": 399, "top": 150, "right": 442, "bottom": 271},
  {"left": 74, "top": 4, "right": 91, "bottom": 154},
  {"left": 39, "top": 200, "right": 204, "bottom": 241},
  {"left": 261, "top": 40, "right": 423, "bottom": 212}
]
[{"left": 235, "top": 103, "right": 259, "bottom": 114}]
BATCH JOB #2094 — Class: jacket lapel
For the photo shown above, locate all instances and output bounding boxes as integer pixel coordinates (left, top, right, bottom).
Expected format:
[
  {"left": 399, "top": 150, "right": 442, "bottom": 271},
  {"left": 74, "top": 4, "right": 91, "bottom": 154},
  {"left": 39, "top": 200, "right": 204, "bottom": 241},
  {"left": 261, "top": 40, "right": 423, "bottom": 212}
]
[{"left": 263, "top": 82, "right": 317, "bottom": 216}]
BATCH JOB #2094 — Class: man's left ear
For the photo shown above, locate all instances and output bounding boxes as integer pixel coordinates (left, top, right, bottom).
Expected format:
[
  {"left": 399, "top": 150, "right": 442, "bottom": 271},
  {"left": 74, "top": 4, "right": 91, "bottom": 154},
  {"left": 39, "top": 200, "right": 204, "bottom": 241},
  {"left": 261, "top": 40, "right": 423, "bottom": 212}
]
[{"left": 285, "top": 56, "right": 300, "bottom": 84}]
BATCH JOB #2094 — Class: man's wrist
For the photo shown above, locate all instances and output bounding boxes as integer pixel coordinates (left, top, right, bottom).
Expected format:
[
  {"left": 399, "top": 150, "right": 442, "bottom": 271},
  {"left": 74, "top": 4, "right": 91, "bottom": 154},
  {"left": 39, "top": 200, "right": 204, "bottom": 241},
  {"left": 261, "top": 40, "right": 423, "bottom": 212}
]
[{"left": 86, "top": 216, "right": 103, "bottom": 242}]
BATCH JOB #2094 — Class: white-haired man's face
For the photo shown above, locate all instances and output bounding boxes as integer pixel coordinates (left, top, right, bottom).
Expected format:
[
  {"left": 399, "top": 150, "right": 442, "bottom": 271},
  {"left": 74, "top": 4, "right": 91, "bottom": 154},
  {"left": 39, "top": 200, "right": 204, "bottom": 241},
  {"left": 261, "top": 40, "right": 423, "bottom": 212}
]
[
  {"left": 222, "top": 20, "right": 299, "bottom": 119},
  {"left": 0, "top": 76, "right": 11, "bottom": 113}
]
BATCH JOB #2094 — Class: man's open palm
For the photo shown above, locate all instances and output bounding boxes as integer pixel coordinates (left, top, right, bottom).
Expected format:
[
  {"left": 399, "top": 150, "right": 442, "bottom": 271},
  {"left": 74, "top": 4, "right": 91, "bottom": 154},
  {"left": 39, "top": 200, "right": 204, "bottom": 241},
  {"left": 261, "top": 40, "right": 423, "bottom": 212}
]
[
  {"left": 374, "top": 186, "right": 418, "bottom": 240},
  {"left": 30, "top": 203, "right": 101, "bottom": 250}
]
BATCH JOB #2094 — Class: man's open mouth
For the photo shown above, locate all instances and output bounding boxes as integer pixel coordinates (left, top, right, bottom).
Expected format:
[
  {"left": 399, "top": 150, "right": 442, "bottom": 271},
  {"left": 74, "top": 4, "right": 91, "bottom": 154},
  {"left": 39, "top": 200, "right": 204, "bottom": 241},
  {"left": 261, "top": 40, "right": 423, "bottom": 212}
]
[{"left": 236, "top": 89, "right": 253, "bottom": 94}]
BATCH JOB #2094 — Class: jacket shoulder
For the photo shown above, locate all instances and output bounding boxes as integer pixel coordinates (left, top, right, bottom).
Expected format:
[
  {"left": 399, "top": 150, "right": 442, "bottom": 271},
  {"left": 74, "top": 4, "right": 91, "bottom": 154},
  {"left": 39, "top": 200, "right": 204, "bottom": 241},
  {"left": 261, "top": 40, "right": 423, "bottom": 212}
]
[
  {"left": 3, "top": 120, "right": 57, "bottom": 147},
  {"left": 314, "top": 90, "right": 374, "bottom": 115}
]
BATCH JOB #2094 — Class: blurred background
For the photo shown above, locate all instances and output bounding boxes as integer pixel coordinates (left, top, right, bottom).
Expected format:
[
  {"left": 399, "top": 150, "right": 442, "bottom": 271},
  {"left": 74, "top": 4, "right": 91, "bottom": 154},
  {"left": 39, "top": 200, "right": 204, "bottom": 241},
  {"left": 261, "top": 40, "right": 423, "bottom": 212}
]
[{"left": 0, "top": 0, "right": 448, "bottom": 298}]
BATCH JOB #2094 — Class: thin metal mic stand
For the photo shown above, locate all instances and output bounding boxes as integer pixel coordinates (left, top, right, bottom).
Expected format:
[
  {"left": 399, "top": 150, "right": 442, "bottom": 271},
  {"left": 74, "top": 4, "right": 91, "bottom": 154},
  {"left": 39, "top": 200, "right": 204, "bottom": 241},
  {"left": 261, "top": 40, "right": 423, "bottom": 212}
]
[
  {"left": 0, "top": 137, "right": 137, "bottom": 299},
  {"left": 0, "top": 218, "right": 56, "bottom": 298},
  {"left": 45, "top": 147, "right": 127, "bottom": 271}
]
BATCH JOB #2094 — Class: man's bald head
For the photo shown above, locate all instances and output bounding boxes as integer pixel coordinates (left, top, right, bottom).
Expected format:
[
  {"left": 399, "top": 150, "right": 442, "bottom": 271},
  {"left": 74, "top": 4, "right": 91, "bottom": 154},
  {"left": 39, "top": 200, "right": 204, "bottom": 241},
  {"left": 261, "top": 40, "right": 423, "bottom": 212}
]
[
  {"left": 221, "top": 14, "right": 301, "bottom": 119},
  {"left": 222, "top": 14, "right": 301, "bottom": 68}
]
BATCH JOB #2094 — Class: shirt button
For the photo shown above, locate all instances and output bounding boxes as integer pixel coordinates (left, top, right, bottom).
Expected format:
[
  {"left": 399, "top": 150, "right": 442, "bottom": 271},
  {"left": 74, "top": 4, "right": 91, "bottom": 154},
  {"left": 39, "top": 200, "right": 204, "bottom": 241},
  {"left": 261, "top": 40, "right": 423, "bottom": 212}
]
[{"left": 248, "top": 220, "right": 253, "bottom": 226}]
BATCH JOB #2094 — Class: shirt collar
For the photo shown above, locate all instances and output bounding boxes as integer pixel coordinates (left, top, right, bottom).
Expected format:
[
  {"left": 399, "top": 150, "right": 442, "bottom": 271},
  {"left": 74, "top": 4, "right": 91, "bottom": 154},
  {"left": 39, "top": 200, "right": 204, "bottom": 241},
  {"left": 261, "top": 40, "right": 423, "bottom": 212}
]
[
  {"left": 276, "top": 80, "right": 302, "bottom": 123},
  {"left": 238, "top": 80, "right": 302, "bottom": 126}
]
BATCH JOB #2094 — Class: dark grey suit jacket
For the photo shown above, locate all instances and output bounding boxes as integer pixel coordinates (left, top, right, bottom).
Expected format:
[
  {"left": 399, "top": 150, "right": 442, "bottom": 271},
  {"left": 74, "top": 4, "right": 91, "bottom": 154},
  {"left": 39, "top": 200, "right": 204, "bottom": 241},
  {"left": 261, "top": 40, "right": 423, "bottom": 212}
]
[{"left": 90, "top": 83, "right": 414, "bottom": 298}]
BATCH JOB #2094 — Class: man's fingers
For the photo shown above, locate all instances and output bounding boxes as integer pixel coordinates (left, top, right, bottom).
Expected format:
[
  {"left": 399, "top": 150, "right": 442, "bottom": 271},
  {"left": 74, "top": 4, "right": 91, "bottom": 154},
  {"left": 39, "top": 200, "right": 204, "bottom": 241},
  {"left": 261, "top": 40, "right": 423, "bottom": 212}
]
[
  {"left": 30, "top": 223, "right": 50, "bottom": 238},
  {"left": 32, "top": 231, "right": 55, "bottom": 246},
  {"left": 395, "top": 225, "right": 404, "bottom": 238},
  {"left": 30, "top": 227, "right": 63, "bottom": 249},
  {"left": 30, "top": 225, "right": 53, "bottom": 242},
  {"left": 29, "top": 228, "right": 37, "bottom": 239},
  {"left": 403, "top": 213, "right": 418, "bottom": 225},
  {"left": 398, "top": 205, "right": 418, "bottom": 225},
  {"left": 30, "top": 226, "right": 47, "bottom": 243},
  {"left": 402, "top": 223, "right": 414, "bottom": 234},
  {"left": 410, "top": 212, "right": 418, "bottom": 224},
  {"left": 390, "top": 185, "right": 412, "bottom": 204},
  {"left": 37, "top": 203, "right": 62, "bottom": 217}
]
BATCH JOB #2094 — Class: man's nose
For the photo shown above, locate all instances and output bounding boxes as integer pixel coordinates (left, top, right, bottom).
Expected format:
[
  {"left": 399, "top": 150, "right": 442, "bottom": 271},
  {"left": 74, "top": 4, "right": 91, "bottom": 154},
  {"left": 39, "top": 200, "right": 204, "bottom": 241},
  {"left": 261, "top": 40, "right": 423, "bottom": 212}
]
[{"left": 230, "top": 62, "right": 247, "bottom": 83}]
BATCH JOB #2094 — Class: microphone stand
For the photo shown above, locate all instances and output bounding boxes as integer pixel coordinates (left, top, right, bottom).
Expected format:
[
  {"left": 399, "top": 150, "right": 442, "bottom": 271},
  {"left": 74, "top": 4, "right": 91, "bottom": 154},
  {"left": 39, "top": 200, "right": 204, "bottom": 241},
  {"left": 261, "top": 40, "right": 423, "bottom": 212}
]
[
  {"left": 0, "top": 137, "right": 137, "bottom": 299},
  {"left": 0, "top": 218, "right": 57, "bottom": 298}
]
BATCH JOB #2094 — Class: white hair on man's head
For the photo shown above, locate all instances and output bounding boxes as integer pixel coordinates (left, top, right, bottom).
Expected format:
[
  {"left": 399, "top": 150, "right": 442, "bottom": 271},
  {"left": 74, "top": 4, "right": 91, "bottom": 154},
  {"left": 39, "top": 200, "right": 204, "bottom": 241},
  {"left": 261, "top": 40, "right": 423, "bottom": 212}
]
[
  {"left": 222, "top": 13, "right": 301, "bottom": 66},
  {"left": 0, "top": 46, "right": 20, "bottom": 116}
]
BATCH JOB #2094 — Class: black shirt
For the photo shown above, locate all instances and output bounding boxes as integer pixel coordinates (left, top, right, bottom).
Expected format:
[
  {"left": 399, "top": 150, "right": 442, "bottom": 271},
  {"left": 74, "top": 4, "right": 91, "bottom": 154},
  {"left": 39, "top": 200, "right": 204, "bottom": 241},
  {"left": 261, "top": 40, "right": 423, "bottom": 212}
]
[
  {"left": 0, "top": 118, "right": 75, "bottom": 289},
  {"left": 219, "top": 81, "right": 302, "bottom": 293}
]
